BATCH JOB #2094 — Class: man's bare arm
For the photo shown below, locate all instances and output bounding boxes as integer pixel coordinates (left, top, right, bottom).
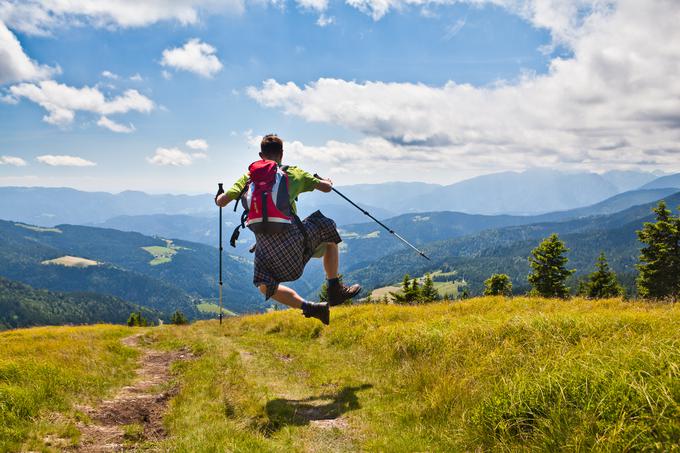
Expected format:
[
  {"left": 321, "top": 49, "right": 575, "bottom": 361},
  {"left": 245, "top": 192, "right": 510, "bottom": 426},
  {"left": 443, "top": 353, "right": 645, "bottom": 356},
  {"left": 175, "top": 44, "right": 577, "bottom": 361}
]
[
  {"left": 215, "top": 193, "right": 234, "bottom": 207},
  {"left": 315, "top": 179, "right": 333, "bottom": 193}
]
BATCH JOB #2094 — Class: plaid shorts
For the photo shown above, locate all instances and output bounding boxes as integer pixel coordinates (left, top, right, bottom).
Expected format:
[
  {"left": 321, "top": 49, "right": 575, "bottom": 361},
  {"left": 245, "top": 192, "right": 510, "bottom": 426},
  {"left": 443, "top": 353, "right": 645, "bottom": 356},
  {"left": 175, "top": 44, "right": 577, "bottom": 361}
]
[{"left": 253, "top": 211, "right": 342, "bottom": 299}]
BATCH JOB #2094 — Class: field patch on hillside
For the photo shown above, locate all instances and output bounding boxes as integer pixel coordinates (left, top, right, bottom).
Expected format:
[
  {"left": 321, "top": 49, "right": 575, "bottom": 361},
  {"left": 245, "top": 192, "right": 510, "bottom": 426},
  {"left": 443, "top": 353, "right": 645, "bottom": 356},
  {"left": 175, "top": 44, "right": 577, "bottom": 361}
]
[
  {"left": 142, "top": 240, "right": 187, "bottom": 265},
  {"left": 15, "top": 223, "right": 62, "bottom": 233},
  {"left": 41, "top": 255, "right": 99, "bottom": 267},
  {"left": 196, "top": 302, "right": 236, "bottom": 316},
  {"left": 371, "top": 269, "right": 465, "bottom": 300}
]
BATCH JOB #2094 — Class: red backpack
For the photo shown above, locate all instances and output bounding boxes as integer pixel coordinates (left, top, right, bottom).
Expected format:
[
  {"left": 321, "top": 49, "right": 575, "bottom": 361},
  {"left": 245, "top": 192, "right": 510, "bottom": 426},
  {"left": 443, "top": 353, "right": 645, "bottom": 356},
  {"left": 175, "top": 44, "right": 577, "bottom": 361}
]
[
  {"left": 230, "top": 160, "right": 308, "bottom": 248},
  {"left": 242, "top": 160, "right": 293, "bottom": 234}
]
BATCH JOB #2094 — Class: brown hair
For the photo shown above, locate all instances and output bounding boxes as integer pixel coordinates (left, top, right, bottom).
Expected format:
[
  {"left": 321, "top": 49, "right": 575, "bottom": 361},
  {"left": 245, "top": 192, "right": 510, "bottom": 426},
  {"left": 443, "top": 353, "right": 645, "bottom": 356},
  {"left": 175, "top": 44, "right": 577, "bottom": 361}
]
[{"left": 260, "top": 134, "right": 283, "bottom": 157}]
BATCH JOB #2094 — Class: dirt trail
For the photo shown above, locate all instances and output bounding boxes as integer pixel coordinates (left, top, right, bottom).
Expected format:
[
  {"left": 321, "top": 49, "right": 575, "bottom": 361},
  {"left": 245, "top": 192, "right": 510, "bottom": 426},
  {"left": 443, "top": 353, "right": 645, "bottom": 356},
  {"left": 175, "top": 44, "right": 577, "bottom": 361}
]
[{"left": 73, "top": 334, "right": 192, "bottom": 452}]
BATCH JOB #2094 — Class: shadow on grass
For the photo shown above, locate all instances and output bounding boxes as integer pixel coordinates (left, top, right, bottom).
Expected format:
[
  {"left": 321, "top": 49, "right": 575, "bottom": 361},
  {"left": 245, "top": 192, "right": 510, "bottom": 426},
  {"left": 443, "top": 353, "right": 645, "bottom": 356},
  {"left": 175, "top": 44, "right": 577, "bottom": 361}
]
[{"left": 264, "top": 384, "right": 373, "bottom": 432}]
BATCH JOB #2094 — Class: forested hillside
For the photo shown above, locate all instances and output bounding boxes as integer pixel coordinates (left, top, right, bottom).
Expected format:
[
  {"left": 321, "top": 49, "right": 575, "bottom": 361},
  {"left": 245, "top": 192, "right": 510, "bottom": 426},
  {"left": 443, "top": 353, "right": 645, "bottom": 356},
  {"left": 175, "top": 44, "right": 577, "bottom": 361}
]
[
  {"left": 0, "top": 220, "right": 263, "bottom": 315},
  {"left": 346, "top": 192, "right": 680, "bottom": 296},
  {"left": 0, "top": 277, "right": 160, "bottom": 330}
]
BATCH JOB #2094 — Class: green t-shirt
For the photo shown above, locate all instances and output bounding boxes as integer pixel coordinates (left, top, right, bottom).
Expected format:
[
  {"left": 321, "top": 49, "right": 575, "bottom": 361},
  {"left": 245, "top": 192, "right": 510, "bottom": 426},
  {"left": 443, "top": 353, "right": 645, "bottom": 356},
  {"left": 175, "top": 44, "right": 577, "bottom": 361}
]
[{"left": 226, "top": 164, "right": 320, "bottom": 215}]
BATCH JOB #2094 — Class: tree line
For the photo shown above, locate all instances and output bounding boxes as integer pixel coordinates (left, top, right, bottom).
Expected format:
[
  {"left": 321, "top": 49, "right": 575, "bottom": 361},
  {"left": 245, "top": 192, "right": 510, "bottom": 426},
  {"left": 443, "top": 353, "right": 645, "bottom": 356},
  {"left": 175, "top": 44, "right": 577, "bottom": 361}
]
[{"left": 380, "top": 200, "right": 680, "bottom": 303}]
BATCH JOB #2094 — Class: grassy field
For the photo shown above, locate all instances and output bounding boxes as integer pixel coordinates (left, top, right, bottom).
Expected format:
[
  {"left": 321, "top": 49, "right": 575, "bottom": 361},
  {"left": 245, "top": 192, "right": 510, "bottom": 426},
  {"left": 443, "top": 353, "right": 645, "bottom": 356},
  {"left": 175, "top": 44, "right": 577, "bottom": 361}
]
[
  {"left": 0, "top": 325, "right": 138, "bottom": 451},
  {"left": 3, "top": 298, "right": 679, "bottom": 451},
  {"left": 149, "top": 297, "right": 679, "bottom": 452}
]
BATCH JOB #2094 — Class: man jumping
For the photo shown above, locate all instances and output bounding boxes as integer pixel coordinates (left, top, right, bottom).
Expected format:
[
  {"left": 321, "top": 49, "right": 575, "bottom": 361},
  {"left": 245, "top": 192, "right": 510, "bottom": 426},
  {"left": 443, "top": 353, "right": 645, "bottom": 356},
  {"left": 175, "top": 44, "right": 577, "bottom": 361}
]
[{"left": 214, "top": 134, "right": 361, "bottom": 325}]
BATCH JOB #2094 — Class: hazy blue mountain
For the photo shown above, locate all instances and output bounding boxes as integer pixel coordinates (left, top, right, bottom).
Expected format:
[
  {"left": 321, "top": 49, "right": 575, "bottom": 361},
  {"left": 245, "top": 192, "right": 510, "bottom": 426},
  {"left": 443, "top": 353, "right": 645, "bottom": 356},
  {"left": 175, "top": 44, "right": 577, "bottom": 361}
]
[
  {"left": 599, "top": 170, "right": 659, "bottom": 192},
  {"left": 0, "top": 187, "right": 213, "bottom": 226},
  {"left": 403, "top": 169, "right": 621, "bottom": 214},
  {"left": 0, "top": 276, "right": 161, "bottom": 330},
  {"left": 639, "top": 173, "right": 680, "bottom": 190},
  {"left": 302, "top": 181, "right": 440, "bottom": 213},
  {"left": 0, "top": 220, "right": 263, "bottom": 315}
]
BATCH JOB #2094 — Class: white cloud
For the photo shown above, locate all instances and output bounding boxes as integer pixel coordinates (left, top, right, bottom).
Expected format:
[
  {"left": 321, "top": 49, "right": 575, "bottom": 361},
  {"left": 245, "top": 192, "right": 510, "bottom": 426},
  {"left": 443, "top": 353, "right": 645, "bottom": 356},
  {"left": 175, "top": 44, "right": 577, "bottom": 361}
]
[
  {"left": 316, "top": 14, "right": 335, "bottom": 26},
  {"left": 185, "top": 138, "right": 209, "bottom": 150},
  {"left": 129, "top": 73, "right": 143, "bottom": 81},
  {"left": 297, "top": 0, "right": 328, "bottom": 12},
  {"left": 247, "top": 0, "right": 680, "bottom": 176},
  {"left": 147, "top": 147, "right": 205, "bottom": 166},
  {"left": 0, "top": 155, "right": 27, "bottom": 166},
  {"left": 37, "top": 155, "right": 96, "bottom": 167},
  {"left": 97, "top": 116, "right": 135, "bottom": 133},
  {"left": 101, "top": 70, "right": 118, "bottom": 79},
  {"left": 161, "top": 39, "right": 223, "bottom": 78},
  {"left": 0, "top": 1, "right": 243, "bottom": 35},
  {"left": 9, "top": 80, "right": 154, "bottom": 126},
  {"left": 0, "top": 20, "right": 57, "bottom": 84},
  {"left": 161, "top": 70, "right": 173, "bottom": 80}
]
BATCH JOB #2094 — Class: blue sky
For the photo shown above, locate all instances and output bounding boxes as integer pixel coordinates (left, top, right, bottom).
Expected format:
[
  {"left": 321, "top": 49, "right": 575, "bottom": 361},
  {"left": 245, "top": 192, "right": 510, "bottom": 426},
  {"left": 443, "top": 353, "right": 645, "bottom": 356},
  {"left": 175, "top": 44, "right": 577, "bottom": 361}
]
[{"left": 0, "top": 0, "right": 678, "bottom": 193}]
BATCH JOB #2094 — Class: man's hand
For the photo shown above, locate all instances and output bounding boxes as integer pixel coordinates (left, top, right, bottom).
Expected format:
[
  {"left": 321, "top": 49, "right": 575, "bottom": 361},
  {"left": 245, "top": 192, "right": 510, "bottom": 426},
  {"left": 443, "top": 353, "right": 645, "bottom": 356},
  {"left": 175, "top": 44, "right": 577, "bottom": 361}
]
[
  {"left": 215, "top": 193, "right": 231, "bottom": 207},
  {"left": 313, "top": 174, "right": 333, "bottom": 193}
]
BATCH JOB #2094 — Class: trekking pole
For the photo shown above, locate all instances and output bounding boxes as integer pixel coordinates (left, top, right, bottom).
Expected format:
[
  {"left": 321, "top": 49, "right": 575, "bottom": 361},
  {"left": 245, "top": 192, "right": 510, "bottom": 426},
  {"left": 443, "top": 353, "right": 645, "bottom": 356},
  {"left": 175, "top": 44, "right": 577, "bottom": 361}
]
[
  {"left": 216, "top": 183, "right": 224, "bottom": 325},
  {"left": 314, "top": 174, "right": 430, "bottom": 261}
]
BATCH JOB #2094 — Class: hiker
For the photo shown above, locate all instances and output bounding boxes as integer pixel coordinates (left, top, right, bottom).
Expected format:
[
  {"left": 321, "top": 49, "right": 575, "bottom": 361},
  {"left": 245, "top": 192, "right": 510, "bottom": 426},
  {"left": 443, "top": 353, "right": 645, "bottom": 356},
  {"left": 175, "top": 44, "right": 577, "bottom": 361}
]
[{"left": 214, "top": 134, "right": 361, "bottom": 324}]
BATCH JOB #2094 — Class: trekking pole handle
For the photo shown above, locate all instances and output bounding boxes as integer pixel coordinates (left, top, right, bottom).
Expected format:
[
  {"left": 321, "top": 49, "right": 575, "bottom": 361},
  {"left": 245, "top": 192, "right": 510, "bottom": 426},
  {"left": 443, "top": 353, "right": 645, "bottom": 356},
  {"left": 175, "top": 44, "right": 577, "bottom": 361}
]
[{"left": 216, "top": 183, "right": 224, "bottom": 197}]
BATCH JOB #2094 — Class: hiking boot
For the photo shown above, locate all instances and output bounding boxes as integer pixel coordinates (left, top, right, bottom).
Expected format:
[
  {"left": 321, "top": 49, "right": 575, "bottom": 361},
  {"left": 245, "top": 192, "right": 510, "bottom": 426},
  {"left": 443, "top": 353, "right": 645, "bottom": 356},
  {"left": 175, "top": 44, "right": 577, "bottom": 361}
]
[
  {"left": 327, "top": 280, "right": 362, "bottom": 306},
  {"left": 302, "top": 301, "right": 330, "bottom": 325}
]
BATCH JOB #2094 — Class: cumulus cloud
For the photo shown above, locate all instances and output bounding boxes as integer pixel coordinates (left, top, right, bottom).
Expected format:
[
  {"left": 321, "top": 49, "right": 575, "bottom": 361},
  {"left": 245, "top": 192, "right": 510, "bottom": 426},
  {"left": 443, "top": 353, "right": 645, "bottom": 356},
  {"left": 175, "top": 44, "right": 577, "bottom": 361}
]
[
  {"left": 97, "top": 116, "right": 135, "bottom": 133},
  {"left": 161, "top": 39, "right": 223, "bottom": 78},
  {"left": 0, "top": 0, "right": 242, "bottom": 35},
  {"left": 186, "top": 138, "right": 209, "bottom": 150},
  {"left": 0, "top": 155, "right": 27, "bottom": 166},
  {"left": 37, "top": 155, "right": 96, "bottom": 166},
  {"left": 316, "top": 14, "right": 335, "bottom": 26},
  {"left": 247, "top": 0, "right": 680, "bottom": 176},
  {"left": 297, "top": 0, "right": 328, "bottom": 12},
  {"left": 129, "top": 73, "right": 143, "bottom": 81},
  {"left": 0, "top": 20, "right": 57, "bottom": 84},
  {"left": 9, "top": 80, "right": 153, "bottom": 126},
  {"left": 147, "top": 147, "right": 206, "bottom": 166},
  {"left": 101, "top": 70, "right": 118, "bottom": 79}
]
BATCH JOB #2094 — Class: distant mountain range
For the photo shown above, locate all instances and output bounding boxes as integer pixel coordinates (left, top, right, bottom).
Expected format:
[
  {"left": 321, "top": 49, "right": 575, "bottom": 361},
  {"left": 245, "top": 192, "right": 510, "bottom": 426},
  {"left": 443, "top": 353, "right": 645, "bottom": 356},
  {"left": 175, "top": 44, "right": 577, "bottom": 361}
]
[
  {"left": 639, "top": 173, "right": 680, "bottom": 190},
  {"left": 1, "top": 170, "right": 672, "bottom": 229}
]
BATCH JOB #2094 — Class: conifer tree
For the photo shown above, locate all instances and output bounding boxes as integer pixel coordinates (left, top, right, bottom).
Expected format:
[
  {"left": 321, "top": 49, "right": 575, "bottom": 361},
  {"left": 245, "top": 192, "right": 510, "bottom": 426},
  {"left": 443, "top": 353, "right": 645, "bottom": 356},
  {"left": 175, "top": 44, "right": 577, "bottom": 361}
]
[
  {"left": 583, "top": 252, "right": 623, "bottom": 299},
  {"left": 171, "top": 310, "right": 189, "bottom": 325},
  {"left": 636, "top": 201, "right": 680, "bottom": 299},
  {"left": 528, "top": 233, "right": 574, "bottom": 298},
  {"left": 391, "top": 274, "right": 421, "bottom": 304},
  {"left": 420, "top": 273, "right": 439, "bottom": 302},
  {"left": 483, "top": 273, "right": 513, "bottom": 296}
]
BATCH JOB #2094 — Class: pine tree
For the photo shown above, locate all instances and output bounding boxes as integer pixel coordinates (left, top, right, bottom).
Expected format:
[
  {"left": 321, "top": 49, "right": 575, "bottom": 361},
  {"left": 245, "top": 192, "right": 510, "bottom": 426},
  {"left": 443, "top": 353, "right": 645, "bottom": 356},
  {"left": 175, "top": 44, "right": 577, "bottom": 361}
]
[
  {"left": 420, "top": 273, "right": 439, "bottom": 302},
  {"left": 171, "top": 310, "right": 189, "bottom": 325},
  {"left": 528, "top": 233, "right": 574, "bottom": 298},
  {"left": 483, "top": 273, "right": 513, "bottom": 296},
  {"left": 636, "top": 201, "right": 680, "bottom": 299},
  {"left": 583, "top": 252, "right": 623, "bottom": 299},
  {"left": 391, "top": 274, "right": 421, "bottom": 304}
]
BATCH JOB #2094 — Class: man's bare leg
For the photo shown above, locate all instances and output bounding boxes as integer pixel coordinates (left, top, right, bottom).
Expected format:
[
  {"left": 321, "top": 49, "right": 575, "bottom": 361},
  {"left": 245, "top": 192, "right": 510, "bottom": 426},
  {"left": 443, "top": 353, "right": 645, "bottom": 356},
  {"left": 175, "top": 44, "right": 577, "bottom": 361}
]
[
  {"left": 259, "top": 284, "right": 329, "bottom": 324},
  {"left": 259, "top": 284, "right": 304, "bottom": 309},
  {"left": 322, "top": 242, "right": 362, "bottom": 305},
  {"left": 323, "top": 242, "right": 339, "bottom": 279}
]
